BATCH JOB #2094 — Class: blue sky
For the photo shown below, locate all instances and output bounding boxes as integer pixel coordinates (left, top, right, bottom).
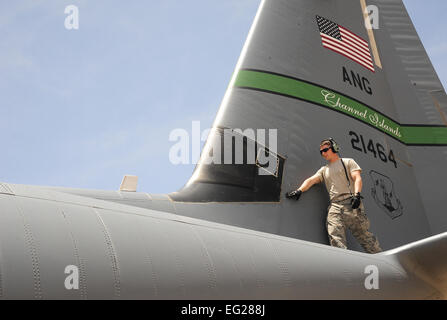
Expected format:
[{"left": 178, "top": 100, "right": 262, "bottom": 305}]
[{"left": 0, "top": 0, "right": 446, "bottom": 194}]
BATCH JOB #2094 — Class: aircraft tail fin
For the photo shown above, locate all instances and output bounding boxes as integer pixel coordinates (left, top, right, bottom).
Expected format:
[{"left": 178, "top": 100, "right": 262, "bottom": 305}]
[
  {"left": 169, "top": 0, "right": 447, "bottom": 250},
  {"left": 385, "top": 232, "right": 447, "bottom": 297}
]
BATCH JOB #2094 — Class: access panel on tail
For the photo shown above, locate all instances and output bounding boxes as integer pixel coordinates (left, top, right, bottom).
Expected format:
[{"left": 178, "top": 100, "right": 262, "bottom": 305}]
[{"left": 169, "top": 0, "right": 447, "bottom": 252}]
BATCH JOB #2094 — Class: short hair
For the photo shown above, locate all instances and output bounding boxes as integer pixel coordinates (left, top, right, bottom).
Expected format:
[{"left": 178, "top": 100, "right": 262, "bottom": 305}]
[{"left": 320, "top": 140, "right": 332, "bottom": 148}]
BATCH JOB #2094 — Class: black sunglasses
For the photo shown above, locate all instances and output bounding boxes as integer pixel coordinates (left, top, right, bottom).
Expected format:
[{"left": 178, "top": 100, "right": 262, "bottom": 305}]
[{"left": 320, "top": 147, "right": 331, "bottom": 155}]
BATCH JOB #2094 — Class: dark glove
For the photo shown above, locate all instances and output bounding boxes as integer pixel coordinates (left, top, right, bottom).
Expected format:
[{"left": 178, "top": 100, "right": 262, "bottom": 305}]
[
  {"left": 351, "top": 192, "right": 363, "bottom": 209},
  {"left": 286, "top": 189, "right": 302, "bottom": 201}
]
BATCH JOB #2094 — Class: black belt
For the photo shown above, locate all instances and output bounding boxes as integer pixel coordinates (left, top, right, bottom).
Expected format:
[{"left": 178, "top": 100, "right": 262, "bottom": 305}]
[{"left": 330, "top": 196, "right": 353, "bottom": 204}]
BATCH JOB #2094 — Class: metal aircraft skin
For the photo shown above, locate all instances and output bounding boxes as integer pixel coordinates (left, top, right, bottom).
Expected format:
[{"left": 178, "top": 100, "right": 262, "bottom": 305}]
[{"left": 1, "top": 0, "right": 447, "bottom": 299}]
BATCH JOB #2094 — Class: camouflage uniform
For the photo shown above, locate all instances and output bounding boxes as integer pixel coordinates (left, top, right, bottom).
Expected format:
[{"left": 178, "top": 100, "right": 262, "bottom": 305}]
[
  {"left": 315, "top": 158, "right": 382, "bottom": 254},
  {"left": 326, "top": 200, "right": 381, "bottom": 254}
]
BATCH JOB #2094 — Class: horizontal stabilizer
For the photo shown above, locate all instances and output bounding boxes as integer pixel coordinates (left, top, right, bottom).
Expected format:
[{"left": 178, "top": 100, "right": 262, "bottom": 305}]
[{"left": 386, "top": 232, "right": 447, "bottom": 297}]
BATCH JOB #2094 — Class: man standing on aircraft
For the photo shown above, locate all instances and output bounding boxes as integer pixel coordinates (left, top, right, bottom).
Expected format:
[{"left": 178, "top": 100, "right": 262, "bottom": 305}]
[{"left": 286, "top": 139, "right": 382, "bottom": 254}]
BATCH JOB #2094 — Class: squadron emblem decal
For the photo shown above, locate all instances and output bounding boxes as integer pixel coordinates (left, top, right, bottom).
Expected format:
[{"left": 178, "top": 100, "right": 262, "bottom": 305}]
[{"left": 369, "top": 170, "right": 403, "bottom": 220}]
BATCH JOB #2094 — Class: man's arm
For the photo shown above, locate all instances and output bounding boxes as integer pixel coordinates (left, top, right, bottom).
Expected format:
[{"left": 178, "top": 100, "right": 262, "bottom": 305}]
[
  {"left": 286, "top": 171, "right": 321, "bottom": 200},
  {"left": 351, "top": 170, "right": 362, "bottom": 194},
  {"left": 350, "top": 170, "right": 363, "bottom": 209},
  {"left": 297, "top": 174, "right": 322, "bottom": 192},
  {"left": 286, "top": 173, "right": 322, "bottom": 200}
]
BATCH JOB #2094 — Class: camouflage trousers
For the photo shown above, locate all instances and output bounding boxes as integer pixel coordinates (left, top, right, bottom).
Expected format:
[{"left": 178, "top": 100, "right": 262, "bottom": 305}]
[{"left": 326, "top": 202, "right": 382, "bottom": 254}]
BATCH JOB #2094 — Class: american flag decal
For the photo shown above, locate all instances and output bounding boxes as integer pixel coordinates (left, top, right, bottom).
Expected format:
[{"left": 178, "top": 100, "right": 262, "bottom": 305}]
[{"left": 316, "top": 15, "right": 375, "bottom": 72}]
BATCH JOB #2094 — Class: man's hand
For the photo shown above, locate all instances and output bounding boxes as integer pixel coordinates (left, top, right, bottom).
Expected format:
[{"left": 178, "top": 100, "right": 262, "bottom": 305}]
[
  {"left": 286, "top": 189, "right": 302, "bottom": 201},
  {"left": 351, "top": 192, "right": 363, "bottom": 209}
]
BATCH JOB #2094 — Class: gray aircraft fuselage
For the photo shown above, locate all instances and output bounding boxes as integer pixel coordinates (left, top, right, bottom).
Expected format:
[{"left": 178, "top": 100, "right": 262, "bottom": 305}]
[{"left": 0, "top": 183, "right": 444, "bottom": 299}]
